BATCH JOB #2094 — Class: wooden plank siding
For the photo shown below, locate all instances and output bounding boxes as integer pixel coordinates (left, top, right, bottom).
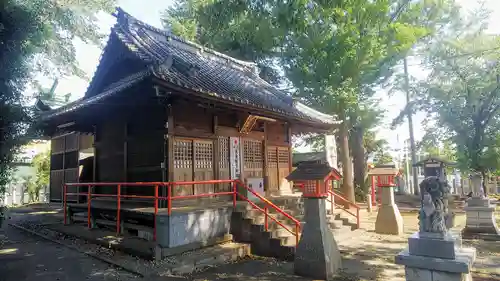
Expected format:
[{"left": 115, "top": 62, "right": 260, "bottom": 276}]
[{"left": 49, "top": 133, "right": 80, "bottom": 202}]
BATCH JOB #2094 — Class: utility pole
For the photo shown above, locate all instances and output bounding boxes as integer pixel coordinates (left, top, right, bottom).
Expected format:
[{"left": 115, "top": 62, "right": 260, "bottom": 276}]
[{"left": 404, "top": 57, "right": 419, "bottom": 195}]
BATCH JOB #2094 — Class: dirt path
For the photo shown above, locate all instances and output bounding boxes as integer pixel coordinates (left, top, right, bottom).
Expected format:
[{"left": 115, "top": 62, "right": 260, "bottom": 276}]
[
  {"left": 0, "top": 207, "right": 140, "bottom": 281},
  {"left": 2, "top": 204, "right": 500, "bottom": 281}
]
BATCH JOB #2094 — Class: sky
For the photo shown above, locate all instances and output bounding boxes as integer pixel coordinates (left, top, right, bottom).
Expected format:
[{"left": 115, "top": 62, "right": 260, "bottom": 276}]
[{"left": 36, "top": 0, "right": 500, "bottom": 153}]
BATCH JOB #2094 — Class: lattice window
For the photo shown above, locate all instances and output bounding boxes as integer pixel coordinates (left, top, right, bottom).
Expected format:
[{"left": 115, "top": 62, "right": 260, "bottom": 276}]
[
  {"left": 218, "top": 137, "right": 229, "bottom": 169},
  {"left": 194, "top": 141, "right": 213, "bottom": 169},
  {"left": 174, "top": 139, "right": 193, "bottom": 168},
  {"left": 243, "top": 139, "right": 263, "bottom": 169},
  {"left": 278, "top": 147, "right": 289, "bottom": 167},
  {"left": 267, "top": 147, "right": 278, "bottom": 168},
  {"left": 302, "top": 181, "right": 317, "bottom": 194}
]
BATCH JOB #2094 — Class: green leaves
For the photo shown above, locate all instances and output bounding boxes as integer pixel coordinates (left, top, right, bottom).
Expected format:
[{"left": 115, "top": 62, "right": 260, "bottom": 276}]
[{"left": 1, "top": 0, "right": 115, "bottom": 194}]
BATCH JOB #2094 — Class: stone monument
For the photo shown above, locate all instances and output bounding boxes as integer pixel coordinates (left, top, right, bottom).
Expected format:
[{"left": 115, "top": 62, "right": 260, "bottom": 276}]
[
  {"left": 369, "top": 166, "right": 404, "bottom": 235},
  {"left": 414, "top": 157, "right": 457, "bottom": 229},
  {"left": 462, "top": 173, "right": 500, "bottom": 240},
  {"left": 396, "top": 176, "right": 476, "bottom": 281},
  {"left": 285, "top": 162, "right": 342, "bottom": 280}
]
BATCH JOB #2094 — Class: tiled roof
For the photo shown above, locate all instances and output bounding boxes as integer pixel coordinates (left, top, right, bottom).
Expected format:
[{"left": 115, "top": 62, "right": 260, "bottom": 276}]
[
  {"left": 286, "top": 162, "right": 338, "bottom": 181},
  {"left": 40, "top": 70, "right": 150, "bottom": 120},
  {"left": 41, "top": 8, "right": 338, "bottom": 125}
]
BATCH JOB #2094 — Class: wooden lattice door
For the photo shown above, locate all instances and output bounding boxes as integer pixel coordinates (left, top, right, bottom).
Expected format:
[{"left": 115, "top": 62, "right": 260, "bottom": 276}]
[
  {"left": 217, "top": 136, "right": 230, "bottom": 192},
  {"left": 242, "top": 138, "right": 263, "bottom": 180},
  {"left": 267, "top": 146, "right": 279, "bottom": 192},
  {"left": 266, "top": 146, "right": 291, "bottom": 192},
  {"left": 277, "top": 146, "right": 291, "bottom": 188},
  {"left": 173, "top": 138, "right": 193, "bottom": 196},
  {"left": 193, "top": 140, "right": 214, "bottom": 195}
]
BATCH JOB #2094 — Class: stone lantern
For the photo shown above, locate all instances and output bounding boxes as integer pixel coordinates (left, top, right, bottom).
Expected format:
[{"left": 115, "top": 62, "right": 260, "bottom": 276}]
[
  {"left": 285, "top": 162, "right": 342, "bottom": 280},
  {"left": 368, "top": 166, "right": 404, "bottom": 235},
  {"left": 462, "top": 172, "right": 500, "bottom": 239}
]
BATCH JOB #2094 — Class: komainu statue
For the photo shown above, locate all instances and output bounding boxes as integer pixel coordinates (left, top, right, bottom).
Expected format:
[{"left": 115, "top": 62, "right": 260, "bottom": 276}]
[{"left": 418, "top": 176, "right": 450, "bottom": 234}]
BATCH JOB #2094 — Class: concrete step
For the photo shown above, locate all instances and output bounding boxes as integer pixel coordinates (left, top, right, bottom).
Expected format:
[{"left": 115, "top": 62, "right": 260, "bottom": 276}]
[{"left": 168, "top": 242, "right": 251, "bottom": 275}]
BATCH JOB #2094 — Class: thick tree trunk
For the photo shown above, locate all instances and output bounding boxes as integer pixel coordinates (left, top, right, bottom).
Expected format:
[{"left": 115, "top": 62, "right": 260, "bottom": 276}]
[
  {"left": 339, "top": 115, "right": 355, "bottom": 205},
  {"left": 351, "top": 126, "right": 366, "bottom": 201}
]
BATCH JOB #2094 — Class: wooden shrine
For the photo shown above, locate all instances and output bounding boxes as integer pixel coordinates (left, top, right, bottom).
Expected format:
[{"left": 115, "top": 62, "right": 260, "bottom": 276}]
[
  {"left": 414, "top": 156, "right": 455, "bottom": 179},
  {"left": 36, "top": 8, "right": 338, "bottom": 205},
  {"left": 285, "top": 162, "right": 342, "bottom": 198}
]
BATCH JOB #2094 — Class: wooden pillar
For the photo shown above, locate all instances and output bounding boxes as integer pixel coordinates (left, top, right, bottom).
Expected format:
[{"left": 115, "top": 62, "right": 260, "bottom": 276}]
[
  {"left": 287, "top": 124, "right": 293, "bottom": 174},
  {"left": 92, "top": 125, "right": 97, "bottom": 183},
  {"left": 263, "top": 122, "right": 269, "bottom": 194},
  {"left": 123, "top": 122, "right": 128, "bottom": 183},
  {"left": 162, "top": 105, "right": 175, "bottom": 208},
  {"left": 213, "top": 115, "right": 220, "bottom": 190}
]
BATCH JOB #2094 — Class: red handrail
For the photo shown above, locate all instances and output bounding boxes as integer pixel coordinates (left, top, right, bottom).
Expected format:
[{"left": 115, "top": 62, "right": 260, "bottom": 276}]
[
  {"left": 235, "top": 180, "right": 301, "bottom": 245},
  {"left": 63, "top": 179, "right": 301, "bottom": 247},
  {"left": 327, "top": 190, "right": 360, "bottom": 229},
  {"left": 293, "top": 183, "right": 360, "bottom": 229}
]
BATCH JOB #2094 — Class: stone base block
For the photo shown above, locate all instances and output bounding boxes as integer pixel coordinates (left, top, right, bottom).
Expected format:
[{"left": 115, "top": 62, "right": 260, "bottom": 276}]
[
  {"left": 408, "top": 232, "right": 457, "bottom": 259},
  {"left": 462, "top": 203, "right": 500, "bottom": 239},
  {"left": 375, "top": 204, "right": 404, "bottom": 235},
  {"left": 446, "top": 213, "right": 456, "bottom": 229},
  {"left": 396, "top": 247, "right": 476, "bottom": 281},
  {"left": 294, "top": 198, "right": 342, "bottom": 280}
]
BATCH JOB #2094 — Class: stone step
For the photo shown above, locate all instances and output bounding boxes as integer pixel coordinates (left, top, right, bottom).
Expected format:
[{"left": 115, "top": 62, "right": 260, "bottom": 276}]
[{"left": 168, "top": 242, "right": 251, "bottom": 275}]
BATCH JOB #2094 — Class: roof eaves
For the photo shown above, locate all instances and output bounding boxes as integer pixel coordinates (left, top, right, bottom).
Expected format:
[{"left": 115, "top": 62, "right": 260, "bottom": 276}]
[
  {"left": 40, "top": 70, "right": 151, "bottom": 121},
  {"left": 294, "top": 102, "right": 341, "bottom": 125}
]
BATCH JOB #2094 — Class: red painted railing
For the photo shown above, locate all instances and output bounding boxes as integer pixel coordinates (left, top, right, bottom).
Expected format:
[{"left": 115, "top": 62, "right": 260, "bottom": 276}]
[
  {"left": 294, "top": 183, "right": 360, "bottom": 229},
  {"left": 327, "top": 190, "right": 360, "bottom": 229},
  {"left": 63, "top": 179, "right": 301, "bottom": 246}
]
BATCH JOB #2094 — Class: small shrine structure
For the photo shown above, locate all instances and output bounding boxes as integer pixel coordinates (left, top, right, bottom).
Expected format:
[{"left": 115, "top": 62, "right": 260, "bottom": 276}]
[
  {"left": 285, "top": 162, "right": 342, "bottom": 280},
  {"left": 368, "top": 165, "right": 404, "bottom": 235}
]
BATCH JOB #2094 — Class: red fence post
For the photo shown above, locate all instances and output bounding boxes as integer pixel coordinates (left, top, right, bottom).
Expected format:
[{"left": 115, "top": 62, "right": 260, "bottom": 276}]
[
  {"left": 232, "top": 181, "right": 237, "bottom": 208},
  {"left": 295, "top": 223, "right": 300, "bottom": 247},
  {"left": 356, "top": 208, "right": 360, "bottom": 229},
  {"left": 63, "top": 184, "right": 67, "bottom": 225},
  {"left": 167, "top": 183, "right": 172, "bottom": 216},
  {"left": 116, "top": 184, "right": 121, "bottom": 235},
  {"left": 264, "top": 206, "right": 268, "bottom": 231},
  {"left": 154, "top": 185, "right": 158, "bottom": 242},
  {"left": 87, "top": 185, "right": 92, "bottom": 229},
  {"left": 371, "top": 176, "right": 376, "bottom": 205}
]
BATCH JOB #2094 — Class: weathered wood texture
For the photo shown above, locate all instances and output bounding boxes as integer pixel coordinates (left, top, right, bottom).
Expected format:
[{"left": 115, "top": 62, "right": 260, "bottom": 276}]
[{"left": 49, "top": 133, "right": 80, "bottom": 202}]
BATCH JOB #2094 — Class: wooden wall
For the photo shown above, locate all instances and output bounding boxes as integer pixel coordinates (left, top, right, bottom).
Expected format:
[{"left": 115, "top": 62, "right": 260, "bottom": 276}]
[
  {"left": 49, "top": 133, "right": 82, "bottom": 202},
  {"left": 87, "top": 98, "right": 292, "bottom": 199}
]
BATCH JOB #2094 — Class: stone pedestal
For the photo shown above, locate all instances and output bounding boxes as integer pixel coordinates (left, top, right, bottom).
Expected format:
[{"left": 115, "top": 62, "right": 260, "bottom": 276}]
[
  {"left": 462, "top": 197, "right": 500, "bottom": 239},
  {"left": 375, "top": 186, "right": 404, "bottom": 235},
  {"left": 294, "top": 198, "right": 342, "bottom": 280},
  {"left": 396, "top": 231, "right": 476, "bottom": 281},
  {"left": 446, "top": 195, "right": 456, "bottom": 229}
]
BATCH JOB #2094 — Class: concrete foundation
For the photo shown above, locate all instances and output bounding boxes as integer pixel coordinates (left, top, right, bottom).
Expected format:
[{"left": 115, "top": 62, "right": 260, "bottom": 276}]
[
  {"left": 375, "top": 186, "right": 404, "bottom": 235},
  {"left": 294, "top": 198, "right": 342, "bottom": 280},
  {"left": 156, "top": 206, "right": 232, "bottom": 248},
  {"left": 462, "top": 197, "right": 500, "bottom": 239},
  {"left": 396, "top": 231, "right": 476, "bottom": 281}
]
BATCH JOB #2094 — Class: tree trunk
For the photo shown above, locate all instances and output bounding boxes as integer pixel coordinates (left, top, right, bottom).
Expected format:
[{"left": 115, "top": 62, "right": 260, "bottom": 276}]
[
  {"left": 351, "top": 126, "right": 366, "bottom": 200},
  {"left": 339, "top": 114, "right": 355, "bottom": 205}
]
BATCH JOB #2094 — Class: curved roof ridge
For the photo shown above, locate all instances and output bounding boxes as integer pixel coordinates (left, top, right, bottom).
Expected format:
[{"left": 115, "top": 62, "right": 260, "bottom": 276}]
[{"left": 114, "top": 7, "right": 259, "bottom": 74}]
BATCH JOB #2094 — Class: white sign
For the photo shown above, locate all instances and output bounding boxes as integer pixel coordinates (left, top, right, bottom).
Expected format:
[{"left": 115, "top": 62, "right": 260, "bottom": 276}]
[
  {"left": 325, "top": 134, "right": 338, "bottom": 169},
  {"left": 229, "top": 137, "right": 241, "bottom": 180},
  {"left": 246, "top": 177, "right": 265, "bottom": 202}
]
